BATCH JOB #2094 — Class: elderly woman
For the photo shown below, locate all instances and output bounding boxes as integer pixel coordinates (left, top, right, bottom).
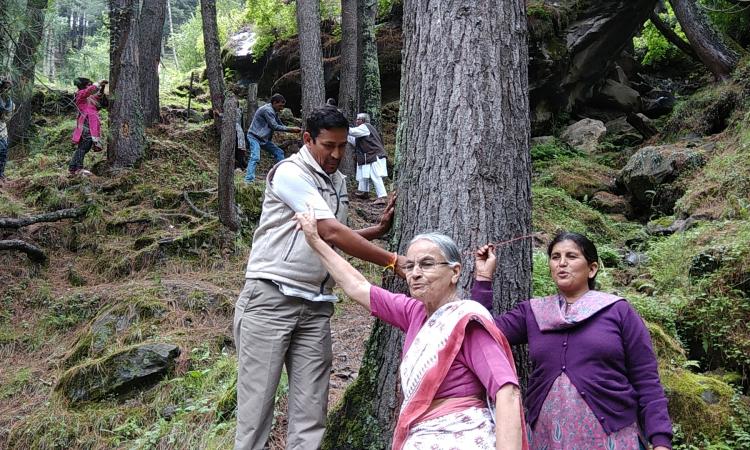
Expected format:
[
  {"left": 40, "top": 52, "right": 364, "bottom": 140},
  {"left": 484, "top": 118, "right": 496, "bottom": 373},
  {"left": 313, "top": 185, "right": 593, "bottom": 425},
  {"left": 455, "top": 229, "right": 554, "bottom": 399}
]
[
  {"left": 294, "top": 208, "right": 527, "bottom": 450},
  {"left": 69, "top": 77, "right": 107, "bottom": 176},
  {"left": 474, "top": 232, "right": 672, "bottom": 450}
]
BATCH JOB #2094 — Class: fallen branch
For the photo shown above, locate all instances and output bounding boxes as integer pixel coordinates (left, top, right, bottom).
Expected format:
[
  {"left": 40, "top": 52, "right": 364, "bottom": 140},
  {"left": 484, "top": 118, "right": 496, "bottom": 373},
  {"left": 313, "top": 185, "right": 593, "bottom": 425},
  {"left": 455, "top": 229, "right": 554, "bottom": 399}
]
[
  {"left": 0, "top": 239, "right": 47, "bottom": 263},
  {"left": 0, "top": 206, "right": 88, "bottom": 229},
  {"left": 182, "top": 191, "right": 215, "bottom": 219}
]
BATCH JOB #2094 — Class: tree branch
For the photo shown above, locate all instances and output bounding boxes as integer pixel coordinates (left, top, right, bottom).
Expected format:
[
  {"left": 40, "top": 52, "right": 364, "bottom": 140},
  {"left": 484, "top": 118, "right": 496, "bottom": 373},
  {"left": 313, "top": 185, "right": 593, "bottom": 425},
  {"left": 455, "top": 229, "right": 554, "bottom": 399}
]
[
  {"left": 649, "top": 10, "right": 698, "bottom": 61},
  {"left": 0, "top": 206, "right": 87, "bottom": 229},
  {"left": 0, "top": 239, "right": 47, "bottom": 263}
]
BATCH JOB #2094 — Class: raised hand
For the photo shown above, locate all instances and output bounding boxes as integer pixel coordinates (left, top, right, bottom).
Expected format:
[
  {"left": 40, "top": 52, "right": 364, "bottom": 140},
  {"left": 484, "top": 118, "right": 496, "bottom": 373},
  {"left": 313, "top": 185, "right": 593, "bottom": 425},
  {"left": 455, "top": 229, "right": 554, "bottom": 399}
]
[{"left": 474, "top": 244, "right": 496, "bottom": 281}]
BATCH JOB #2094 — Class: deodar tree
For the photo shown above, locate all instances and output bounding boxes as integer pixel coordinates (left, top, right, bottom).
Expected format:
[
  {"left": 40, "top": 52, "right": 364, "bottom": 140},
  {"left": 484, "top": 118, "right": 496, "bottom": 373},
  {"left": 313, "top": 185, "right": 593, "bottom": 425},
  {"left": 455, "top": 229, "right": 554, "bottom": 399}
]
[
  {"left": 201, "top": 0, "right": 225, "bottom": 132},
  {"left": 296, "top": 0, "right": 326, "bottom": 121},
  {"left": 358, "top": 0, "right": 381, "bottom": 130},
  {"left": 139, "top": 0, "right": 167, "bottom": 126},
  {"left": 108, "top": 0, "right": 146, "bottom": 169},
  {"left": 322, "top": 0, "right": 532, "bottom": 447},
  {"left": 669, "top": 0, "right": 740, "bottom": 80},
  {"left": 7, "top": 0, "right": 48, "bottom": 145}
]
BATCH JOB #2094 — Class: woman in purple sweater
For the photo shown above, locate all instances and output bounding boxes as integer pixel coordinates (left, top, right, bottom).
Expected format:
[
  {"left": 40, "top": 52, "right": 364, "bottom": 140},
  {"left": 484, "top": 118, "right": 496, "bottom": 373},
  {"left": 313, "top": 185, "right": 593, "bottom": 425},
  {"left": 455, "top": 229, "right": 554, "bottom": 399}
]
[{"left": 473, "top": 232, "right": 672, "bottom": 450}]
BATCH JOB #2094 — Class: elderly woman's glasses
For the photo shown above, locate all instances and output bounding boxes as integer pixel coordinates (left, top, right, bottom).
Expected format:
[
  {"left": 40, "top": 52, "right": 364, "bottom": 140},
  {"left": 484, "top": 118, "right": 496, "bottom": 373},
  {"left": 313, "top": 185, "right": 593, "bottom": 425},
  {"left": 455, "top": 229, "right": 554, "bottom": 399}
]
[{"left": 400, "top": 258, "right": 452, "bottom": 273}]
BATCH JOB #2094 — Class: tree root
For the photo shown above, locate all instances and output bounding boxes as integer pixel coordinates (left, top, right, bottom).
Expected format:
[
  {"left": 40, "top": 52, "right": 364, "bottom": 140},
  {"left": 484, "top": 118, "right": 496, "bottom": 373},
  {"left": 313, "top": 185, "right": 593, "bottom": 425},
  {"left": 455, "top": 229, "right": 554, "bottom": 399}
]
[
  {"left": 0, "top": 206, "right": 88, "bottom": 229},
  {"left": 0, "top": 239, "right": 47, "bottom": 263},
  {"left": 182, "top": 191, "right": 216, "bottom": 219}
]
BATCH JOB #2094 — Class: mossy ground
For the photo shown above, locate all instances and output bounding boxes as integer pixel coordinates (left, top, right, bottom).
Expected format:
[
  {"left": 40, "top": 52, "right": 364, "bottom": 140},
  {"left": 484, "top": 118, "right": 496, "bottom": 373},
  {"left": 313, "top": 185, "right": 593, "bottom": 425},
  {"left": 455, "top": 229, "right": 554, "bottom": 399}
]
[{"left": 5, "top": 62, "right": 750, "bottom": 447}]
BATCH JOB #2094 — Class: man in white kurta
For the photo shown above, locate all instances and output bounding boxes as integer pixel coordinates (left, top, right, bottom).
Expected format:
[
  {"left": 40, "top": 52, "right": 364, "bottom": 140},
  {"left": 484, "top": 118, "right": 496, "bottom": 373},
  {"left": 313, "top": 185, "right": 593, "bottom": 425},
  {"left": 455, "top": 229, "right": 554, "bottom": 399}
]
[{"left": 348, "top": 113, "right": 388, "bottom": 204}]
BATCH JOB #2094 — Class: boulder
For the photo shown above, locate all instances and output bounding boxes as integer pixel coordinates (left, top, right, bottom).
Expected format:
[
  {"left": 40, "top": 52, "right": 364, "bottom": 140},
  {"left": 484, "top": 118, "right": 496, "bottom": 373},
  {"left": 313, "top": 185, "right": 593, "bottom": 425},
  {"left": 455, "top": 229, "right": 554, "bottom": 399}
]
[
  {"left": 604, "top": 117, "right": 642, "bottom": 146},
  {"left": 63, "top": 299, "right": 166, "bottom": 368},
  {"left": 642, "top": 89, "right": 676, "bottom": 118},
  {"left": 590, "top": 191, "right": 632, "bottom": 215},
  {"left": 560, "top": 118, "right": 607, "bottom": 153},
  {"left": 619, "top": 144, "right": 705, "bottom": 212},
  {"left": 689, "top": 247, "right": 726, "bottom": 278},
  {"left": 56, "top": 343, "right": 180, "bottom": 404},
  {"left": 593, "top": 79, "right": 642, "bottom": 113}
]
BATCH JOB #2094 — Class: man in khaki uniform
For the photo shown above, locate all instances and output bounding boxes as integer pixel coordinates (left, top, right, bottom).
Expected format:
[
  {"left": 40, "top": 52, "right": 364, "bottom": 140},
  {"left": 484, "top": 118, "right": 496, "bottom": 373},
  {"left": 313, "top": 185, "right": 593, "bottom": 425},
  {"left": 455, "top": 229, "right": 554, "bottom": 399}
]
[{"left": 233, "top": 105, "right": 405, "bottom": 450}]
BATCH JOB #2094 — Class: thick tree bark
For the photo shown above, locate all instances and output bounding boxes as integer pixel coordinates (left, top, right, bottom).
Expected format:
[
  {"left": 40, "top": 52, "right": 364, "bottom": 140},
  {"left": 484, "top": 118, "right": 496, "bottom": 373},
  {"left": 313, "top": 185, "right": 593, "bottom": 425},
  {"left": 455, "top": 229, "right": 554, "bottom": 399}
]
[
  {"left": 7, "top": 0, "right": 48, "bottom": 146},
  {"left": 219, "top": 93, "right": 240, "bottom": 232},
  {"left": 357, "top": 0, "right": 381, "bottom": 130},
  {"left": 323, "top": 0, "right": 532, "bottom": 448},
  {"left": 201, "top": 0, "right": 225, "bottom": 133},
  {"left": 0, "top": 239, "right": 47, "bottom": 263},
  {"left": 139, "top": 0, "right": 167, "bottom": 125},
  {"left": 338, "top": 0, "right": 358, "bottom": 178},
  {"left": 296, "top": 0, "right": 326, "bottom": 121},
  {"left": 669, "top": 0, "right": 740, "bottom": 80},
  {"left": 649, "top": 10, "right": 698, "bottom": 60},
  {"left": 339, "top": 0, "right": 358, "bottom": 122},
  {"left": 108, "top": 0, "right": 146, "bottom": 169}
]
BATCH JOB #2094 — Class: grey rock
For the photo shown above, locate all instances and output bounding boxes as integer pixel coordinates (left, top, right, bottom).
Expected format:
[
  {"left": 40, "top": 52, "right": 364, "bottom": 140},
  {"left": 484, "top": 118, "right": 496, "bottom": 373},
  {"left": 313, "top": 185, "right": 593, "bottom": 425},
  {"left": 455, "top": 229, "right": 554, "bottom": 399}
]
[
  {"left": 56, "top": 343, "right": 180, "bottom": 404},
  {"left": 619, "top": 144, "right": 706, "bottom": 211},
  {"left": 561, "top": 118, "right": 607, "bottom": 153},
  {"left": 594, "top": 79, "right": 642, "bottom": 113},
  {"left": 625, "top": 251, "right": 648, "bottom": 267}
]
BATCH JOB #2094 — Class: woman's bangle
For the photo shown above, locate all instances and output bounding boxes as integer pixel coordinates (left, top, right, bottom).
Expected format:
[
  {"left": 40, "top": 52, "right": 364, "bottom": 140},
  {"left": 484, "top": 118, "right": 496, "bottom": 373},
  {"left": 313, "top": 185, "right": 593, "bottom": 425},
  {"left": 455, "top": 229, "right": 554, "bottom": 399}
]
[{"left": 384, "top": 252, "right": 398, "bottom": 271}]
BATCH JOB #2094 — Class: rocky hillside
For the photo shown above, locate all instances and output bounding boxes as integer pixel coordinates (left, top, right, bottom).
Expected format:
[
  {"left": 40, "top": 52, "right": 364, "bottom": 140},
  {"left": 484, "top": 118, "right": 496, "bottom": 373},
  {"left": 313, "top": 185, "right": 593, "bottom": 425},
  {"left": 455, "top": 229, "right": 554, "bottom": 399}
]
[{"left": 2, "top": 58, "right": 750, "bottom": 448}]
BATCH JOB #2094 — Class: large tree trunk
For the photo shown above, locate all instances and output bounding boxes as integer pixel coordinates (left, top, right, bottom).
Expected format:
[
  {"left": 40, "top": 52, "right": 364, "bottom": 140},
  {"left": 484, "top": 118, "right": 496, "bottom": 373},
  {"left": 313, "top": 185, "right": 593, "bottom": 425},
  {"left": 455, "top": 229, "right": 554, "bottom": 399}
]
[
  {"left": 296, "top": 0, "right": 326, "bottom": 121},
  {"left": 357, "top": 0, "right": 381, "bottom": 130},
  {"left": 322, "top": 0, "right": 532, "bottom": 448},
  {"left": 338, "top": 0, "right": 358, "bottom": 178},
  {"left": 139, "top": 0, "right": 167, "bottom": 126},
  {"left": 108, "top": 0, "right": 146, "bottom": 169},
  {"left": 669, "top": 0, "right": 740, "bottom": 80},
  {"left": 219, "top": 93, "right": 240, "bottom": 232},
  {"left": 201, "top": 0, "right": 225, "bottom": 133},
  {"left": 7, "top": 0, "right": 48, "bottom": 146}
]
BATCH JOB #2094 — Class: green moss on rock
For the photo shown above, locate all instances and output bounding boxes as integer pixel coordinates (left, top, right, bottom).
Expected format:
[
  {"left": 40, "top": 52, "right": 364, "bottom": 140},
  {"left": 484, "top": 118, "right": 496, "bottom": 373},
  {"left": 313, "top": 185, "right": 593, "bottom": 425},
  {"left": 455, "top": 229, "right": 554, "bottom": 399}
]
[{"left": 662, "top": 369, "right": 735, "bottom": 441}]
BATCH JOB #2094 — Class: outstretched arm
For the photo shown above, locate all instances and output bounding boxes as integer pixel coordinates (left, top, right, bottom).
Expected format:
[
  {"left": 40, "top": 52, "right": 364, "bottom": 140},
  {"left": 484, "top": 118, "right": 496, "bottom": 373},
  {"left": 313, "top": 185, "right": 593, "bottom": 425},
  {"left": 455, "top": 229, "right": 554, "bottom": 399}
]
[
  {"left": 495, "top": 383, "right": 523, "bottom": 450},
  {"left": 296, "top": 208, "right": 373, "bottom": 311}
]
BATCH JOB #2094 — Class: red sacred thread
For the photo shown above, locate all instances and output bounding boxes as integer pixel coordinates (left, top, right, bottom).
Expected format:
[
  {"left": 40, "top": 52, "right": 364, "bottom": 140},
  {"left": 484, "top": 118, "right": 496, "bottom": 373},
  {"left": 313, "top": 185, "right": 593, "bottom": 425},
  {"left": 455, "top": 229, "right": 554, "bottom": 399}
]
[{"left": 461, "top": 233, "right": 540, "bottom": 255}]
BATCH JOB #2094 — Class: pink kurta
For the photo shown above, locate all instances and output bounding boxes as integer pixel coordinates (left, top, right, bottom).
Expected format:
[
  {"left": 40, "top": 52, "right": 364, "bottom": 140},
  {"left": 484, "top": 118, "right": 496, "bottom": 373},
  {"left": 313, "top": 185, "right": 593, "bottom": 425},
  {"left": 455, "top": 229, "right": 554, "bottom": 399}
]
[
  {"left": 71, "top": 84, "right": 103, "bottom": 144},
  {"left": 369, "top": 286, "right": 517, "bottom": 402}
]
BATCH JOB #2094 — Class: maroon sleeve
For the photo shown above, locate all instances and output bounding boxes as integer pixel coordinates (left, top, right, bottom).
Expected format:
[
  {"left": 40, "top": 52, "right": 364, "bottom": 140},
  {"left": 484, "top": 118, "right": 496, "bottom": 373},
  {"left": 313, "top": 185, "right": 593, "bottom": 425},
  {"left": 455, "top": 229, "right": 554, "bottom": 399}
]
[
  {"left": 621, "top": 302, "right": 673, "bottom": 449},
  {"left": 459, "top": 321, "right": 519, "bottom": 402},
  {"left": 369, "top": 285, "right": 420, "bottom": 332}
]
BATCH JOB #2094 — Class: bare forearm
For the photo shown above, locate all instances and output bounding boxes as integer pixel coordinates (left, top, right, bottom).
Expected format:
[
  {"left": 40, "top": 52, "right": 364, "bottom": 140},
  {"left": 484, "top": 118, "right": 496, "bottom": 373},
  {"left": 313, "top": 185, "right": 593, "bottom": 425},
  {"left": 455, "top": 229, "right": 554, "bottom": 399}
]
[
  {"left": 495, "top": 384, "right": 522, "bottom": 450},
  {"left": 355, "top": 224, "right": 385, "bottom": 241},
  {"left": 308, "top": 237, "right": 372, "bottom": 310},
  {"left": 320, "top": 220, "right": 394, "bottom": 267}
]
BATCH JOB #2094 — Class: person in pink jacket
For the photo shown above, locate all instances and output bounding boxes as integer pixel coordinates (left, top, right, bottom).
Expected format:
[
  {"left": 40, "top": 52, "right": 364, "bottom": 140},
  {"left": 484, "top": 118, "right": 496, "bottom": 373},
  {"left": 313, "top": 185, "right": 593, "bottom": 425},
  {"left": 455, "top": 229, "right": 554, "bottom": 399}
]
[{"left": 69, "top": 77, "right": 107, "bottom": 176}]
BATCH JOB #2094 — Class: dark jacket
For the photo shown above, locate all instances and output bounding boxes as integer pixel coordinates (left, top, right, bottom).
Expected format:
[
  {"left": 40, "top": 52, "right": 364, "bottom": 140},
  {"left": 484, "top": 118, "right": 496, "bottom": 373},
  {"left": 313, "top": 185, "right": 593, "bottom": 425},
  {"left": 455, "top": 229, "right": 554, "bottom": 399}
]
[{"left": 354, "top": 123, "right": 386, "bottom": 165}]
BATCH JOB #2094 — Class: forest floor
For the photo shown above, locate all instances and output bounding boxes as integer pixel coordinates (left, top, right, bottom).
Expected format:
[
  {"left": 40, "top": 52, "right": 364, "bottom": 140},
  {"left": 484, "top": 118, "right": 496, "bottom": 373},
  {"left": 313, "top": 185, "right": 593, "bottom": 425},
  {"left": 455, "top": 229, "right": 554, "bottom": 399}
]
[{"left": 3, "top": 63, "right": 750, "bottom": 447}]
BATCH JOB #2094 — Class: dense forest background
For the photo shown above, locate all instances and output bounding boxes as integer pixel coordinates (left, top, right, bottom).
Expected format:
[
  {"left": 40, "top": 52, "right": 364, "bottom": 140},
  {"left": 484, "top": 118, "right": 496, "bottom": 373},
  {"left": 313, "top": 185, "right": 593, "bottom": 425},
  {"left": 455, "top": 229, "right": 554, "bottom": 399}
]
[{"left": 1, "top": 0, "right": 750, "bottom": 448}]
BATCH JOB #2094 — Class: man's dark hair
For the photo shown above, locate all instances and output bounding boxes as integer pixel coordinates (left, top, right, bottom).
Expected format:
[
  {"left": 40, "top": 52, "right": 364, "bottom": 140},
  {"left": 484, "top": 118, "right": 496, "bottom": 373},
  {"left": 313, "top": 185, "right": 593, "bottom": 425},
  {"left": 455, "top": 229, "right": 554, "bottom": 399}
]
[
  {"left": 306, "top": 105, "right": 349, "bottom": 141},
  {"left": 74, "top": 77, "right": 93, "bottom": 90},
  {"left": 547, "top": 231, "right": 599, "bottom": 289},
  {"left": 270, "top": 93, "right": 286, "bottom": 104}
]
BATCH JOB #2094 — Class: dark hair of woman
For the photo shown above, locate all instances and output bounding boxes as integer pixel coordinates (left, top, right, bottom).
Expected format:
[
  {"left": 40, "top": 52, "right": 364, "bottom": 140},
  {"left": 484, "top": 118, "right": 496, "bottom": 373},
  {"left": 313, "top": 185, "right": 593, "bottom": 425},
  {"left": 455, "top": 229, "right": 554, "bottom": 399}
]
[
  {"left": 547, "top": 231, "right": 599, "bottom": 289},
  {"left": 73, "top": 77, "right": 93, "bottom": 90}
]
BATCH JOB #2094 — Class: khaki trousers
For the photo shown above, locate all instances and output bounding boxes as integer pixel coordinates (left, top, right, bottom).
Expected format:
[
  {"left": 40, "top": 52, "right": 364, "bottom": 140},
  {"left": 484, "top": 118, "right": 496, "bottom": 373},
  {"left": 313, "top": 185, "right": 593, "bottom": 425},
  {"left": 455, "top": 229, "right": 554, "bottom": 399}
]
[{"left": 233, "top": 278, "right": 334, "bottom": 450}]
